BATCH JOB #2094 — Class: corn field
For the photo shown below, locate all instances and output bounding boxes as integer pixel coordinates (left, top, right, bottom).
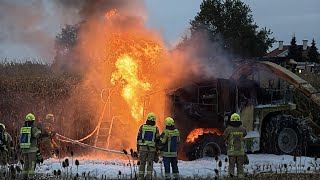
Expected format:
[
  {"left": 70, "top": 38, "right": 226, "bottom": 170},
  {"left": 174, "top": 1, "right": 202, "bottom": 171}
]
[{"left": 0, "top": 60, "right": 102, "bottom": 157}]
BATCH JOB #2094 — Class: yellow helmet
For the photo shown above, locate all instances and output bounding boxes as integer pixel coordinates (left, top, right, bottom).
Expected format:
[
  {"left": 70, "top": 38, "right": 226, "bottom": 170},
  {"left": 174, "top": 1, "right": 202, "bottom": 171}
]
[
  {"left": 165, "top": 117, "right": 174, "bottom": 126},
  {"left": 26, "top": 113, "right": 35, "bottom": 121},
  {"left": 230, "top": 113, "right": 240, "bottom": 122},
  {"left": 0, "top": 123, "right": 5, "bottom": 130},
  {"left": 45, "top": 113, "right": 54, "bottom": 120},
  {"left": 147, "top": 112, "right": 156, "bottom": 121}
]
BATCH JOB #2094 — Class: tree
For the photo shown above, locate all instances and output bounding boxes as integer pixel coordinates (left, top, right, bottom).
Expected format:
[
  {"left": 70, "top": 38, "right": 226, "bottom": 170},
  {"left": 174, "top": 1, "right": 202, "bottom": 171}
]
[
  {"left": 308, "top": 39, "right": 319, "bottom": 63},
  {"left": 189, "top": 0, "right": 275, "bottom": 58},
  {"left": 53, "top": 23, "right": 82, "bottom": 73},
  {"left": 287, "top": 36, "right": 302, "bottom": 62}
]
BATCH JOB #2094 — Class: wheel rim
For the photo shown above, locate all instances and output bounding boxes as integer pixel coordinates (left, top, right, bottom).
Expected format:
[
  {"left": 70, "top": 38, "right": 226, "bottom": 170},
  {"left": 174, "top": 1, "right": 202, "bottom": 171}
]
[
  {"left": 277, "top": 128, "right": 298, "bottom": 153},
  {"left": 202, "top": 142, "right": 221, "bottom": 157}
]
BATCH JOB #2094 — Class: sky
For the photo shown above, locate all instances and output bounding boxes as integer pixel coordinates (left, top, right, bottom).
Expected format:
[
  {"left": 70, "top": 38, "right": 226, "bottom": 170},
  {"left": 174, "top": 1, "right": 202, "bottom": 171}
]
[
  {"left": 0, "top": 0, "right": 319, "bottom": 60},
  {"left": 145, "top": 0, "right": 320, "bottom": 51}
]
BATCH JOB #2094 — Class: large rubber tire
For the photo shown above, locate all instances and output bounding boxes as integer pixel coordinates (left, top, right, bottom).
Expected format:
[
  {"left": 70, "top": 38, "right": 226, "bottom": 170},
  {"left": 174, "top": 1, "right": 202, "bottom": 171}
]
[
  {"left": 261, "top": 114, "right": 310, "bottom": 155},
  {"left": 188, "top": 133, "right": 226, "bottom": 160}
]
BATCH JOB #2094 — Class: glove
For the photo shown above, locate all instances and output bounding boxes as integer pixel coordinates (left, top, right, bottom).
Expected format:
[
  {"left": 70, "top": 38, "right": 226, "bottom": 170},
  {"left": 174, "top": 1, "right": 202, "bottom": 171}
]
[
  {"left": 36, "top": 151, "right": 43, "bottom": 164},
  {"left": 244, "top": 154, "right": 249, "bottom": 165},
  {"left": 153, "top": 150, "right": 161, "bottom": 163},
  {"left": 49, "top": 131, "right": 56, "bottom": 137},
  {"left": 153, "top": 154, "right": 159, "bottom": 163}
]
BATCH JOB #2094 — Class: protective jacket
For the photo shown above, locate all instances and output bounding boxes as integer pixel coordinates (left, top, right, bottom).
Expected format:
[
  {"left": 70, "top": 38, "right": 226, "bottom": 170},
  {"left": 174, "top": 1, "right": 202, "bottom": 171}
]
[
  {"left": 20, "top": 122, "right": 41, "bottom": 153},
  {"left": 159, "top": 125, "right": 180, "bottom": 157},
  {"left": 137, "top": 123, "right": 159, "bottom": 151},
  {"left": 37, "top": 121, "right": 55, "bottom": 138},
  {"left": 0, "top": 130, "right": 12, "bottom": 152},
  {"left": 224, "top": 124, "right": 247, "bottom": 156}
]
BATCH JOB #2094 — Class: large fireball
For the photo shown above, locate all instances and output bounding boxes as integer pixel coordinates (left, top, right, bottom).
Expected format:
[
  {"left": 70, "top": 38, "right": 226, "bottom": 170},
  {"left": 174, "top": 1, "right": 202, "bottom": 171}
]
[
  {"left": 111, "top": 54, "right": 151, "bottom": 121},
  {"left": 78, "top": 9, "right": 166, "bottom": 151}
]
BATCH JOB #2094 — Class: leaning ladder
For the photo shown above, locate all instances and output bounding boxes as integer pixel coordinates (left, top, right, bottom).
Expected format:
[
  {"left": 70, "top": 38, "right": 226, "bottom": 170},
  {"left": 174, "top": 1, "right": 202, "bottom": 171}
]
[{"left": 94, "top": 88, "right": 113, "bottom": 148}]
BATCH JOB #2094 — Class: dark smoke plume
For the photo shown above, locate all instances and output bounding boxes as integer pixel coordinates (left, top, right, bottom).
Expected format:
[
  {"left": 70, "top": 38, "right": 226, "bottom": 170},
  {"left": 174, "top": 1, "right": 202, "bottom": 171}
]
[
  {"left": 0, "top": 0, "right": 145, "bottom": 60},
  {"left": 55, "top": 0, "right": 145, "bottom": 19}
]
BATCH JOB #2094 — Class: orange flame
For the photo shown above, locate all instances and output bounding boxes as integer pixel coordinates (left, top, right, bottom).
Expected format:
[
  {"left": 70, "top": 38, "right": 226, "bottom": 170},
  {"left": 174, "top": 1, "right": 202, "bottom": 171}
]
[
  {"left": 78, "top": 8, "right": 167, "bottom": 150},
  {"left": 111, "top": 54, "right": 151, "bottom": 120},
  {"left": 186, "top": 128, "right": 223, "bottom": 143},
  {"left": 102, "top": 10, "right": 163, "bottom": 122},
  {"left": 105, "top": 9, "right": 117, "bottom": 19}
]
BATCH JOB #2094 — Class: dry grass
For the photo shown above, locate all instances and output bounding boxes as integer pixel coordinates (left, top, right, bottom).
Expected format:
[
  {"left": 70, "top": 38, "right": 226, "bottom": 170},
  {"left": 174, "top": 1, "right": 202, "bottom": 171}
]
[{"left": 0, "top": 60, "right": 100, "bottom": 158}]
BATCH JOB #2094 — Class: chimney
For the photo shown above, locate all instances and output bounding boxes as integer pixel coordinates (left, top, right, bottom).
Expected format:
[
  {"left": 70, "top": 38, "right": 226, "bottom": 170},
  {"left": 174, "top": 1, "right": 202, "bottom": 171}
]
[
  {"left": 278, "top": 41, "right": 284, "bottom": 50},
  {"left": 303, "top": 39, "right": 308, "bottom": 50}
]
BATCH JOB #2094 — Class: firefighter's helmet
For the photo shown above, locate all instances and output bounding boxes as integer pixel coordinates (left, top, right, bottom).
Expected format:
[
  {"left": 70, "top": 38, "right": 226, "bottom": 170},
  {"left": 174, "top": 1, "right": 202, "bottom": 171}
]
[
  {"left": 45, "top": 113, "right": 54, "bottom": 119},
  {"left": 0, "top": 123, "right": 5, "bottom": 130},
  {"left": 230, "top": 113, "right": 240, "bottom": 122},
  {"left": 165, "top": 117, "right": 174, "bottom": 126},
  {"left": 147, "top": 112, "right": 156, "bottom": 121},
  {"left": 26, "top": 113, "right": 36, "bottom": 122},
  {"left": 45, "top": 113, "right": 54, "bottom": 122}
]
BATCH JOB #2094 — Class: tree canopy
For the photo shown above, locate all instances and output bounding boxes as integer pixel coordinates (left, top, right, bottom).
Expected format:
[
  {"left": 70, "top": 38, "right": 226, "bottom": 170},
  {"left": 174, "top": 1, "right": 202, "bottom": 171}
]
[
  {"left": 287, "top": 36, "right": 303, "bottom": 62},
  {"left": 308, "top": 39, "right": 319, "bottom": 63},
  {"left": 53, "top": 23, "right": 82, "bottom": 73},
  {"left": 189, "top": 0, "right": 275, "bottom": 58}
]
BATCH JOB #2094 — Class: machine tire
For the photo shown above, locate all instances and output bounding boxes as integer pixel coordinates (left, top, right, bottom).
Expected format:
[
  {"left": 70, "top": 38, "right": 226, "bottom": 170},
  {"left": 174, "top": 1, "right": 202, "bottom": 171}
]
[
  {"left": 262, "top": 114, "right": 310, "bottom": 155},
  {"left": 188, "top": 133, "right": 226, "bottom": 160}
]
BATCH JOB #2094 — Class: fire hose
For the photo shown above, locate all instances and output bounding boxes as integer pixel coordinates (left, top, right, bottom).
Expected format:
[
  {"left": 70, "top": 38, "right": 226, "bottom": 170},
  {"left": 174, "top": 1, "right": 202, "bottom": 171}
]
[
  {"left": 59, "top": 86, "right": 117, "bottom": 143},
  {"left": 56, "top": 133, "right": 125, "bottom": 155}
]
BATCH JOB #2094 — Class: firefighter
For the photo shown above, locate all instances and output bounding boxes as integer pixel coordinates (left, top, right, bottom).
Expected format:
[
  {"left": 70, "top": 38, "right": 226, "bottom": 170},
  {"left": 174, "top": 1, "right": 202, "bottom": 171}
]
[
  {"left": 20, "top": 113, "right": 42, "bottom": 180},
  {"left": 37, "top": 113, "right": 57, "bottom": 158},
  {"left": 137, "top": 112, "right": 160, "bottom": 180},
  {"left": 0, "top": 123, "right": 13, "bottom": 175},
  {"left": 224, "top": 113, "right": 247, "bottom": 178},
  {"left": 159, "top": 117, "right": 180, "bottom": 180}
]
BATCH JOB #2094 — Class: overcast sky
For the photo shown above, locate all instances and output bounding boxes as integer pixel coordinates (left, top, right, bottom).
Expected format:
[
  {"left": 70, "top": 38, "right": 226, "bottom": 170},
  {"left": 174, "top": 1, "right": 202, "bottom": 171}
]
[
  {"left": 0, "top": 0, "right": 319, "bottom": 60},
  {"left": 145, "top": 0, "right": 320, "bottom": 50}
]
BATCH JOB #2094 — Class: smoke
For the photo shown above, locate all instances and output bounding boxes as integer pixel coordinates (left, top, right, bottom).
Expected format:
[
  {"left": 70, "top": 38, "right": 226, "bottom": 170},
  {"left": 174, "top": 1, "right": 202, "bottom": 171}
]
[
  {"left": 159, "top": 31, "right": 234, "bottom": 90},
  {"left": 0, "top": 0, "right": 145, "bottom": 61},
  {"left": 72, "top": 7, "right": 234, "bottom": 151},
  {"left": 0, "top": 0, "right": 235, "bottom": 155},
  {"left": 0, "top": 0, "right": 77, "bottom": 60},
  {"left": 55, "top": 0, "right": 146, "bottom": 19}
]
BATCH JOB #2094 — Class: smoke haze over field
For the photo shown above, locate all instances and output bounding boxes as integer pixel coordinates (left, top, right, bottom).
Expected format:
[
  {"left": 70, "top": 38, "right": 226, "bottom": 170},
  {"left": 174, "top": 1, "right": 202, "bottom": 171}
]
[
  {"left": 0, "top": 0, "right": 145, "bottom": 61},
  {"left": 0, "top": 0, "right": 77, "bottom": 60},
  {"left": 0, "top": 0, "right": 235, "bottom": 156}
]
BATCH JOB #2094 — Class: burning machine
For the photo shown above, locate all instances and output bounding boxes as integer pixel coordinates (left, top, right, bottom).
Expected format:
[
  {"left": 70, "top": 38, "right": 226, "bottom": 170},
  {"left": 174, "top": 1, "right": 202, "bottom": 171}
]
[{"left": 166, "top": 61, "right": 320, "bottom": 160}]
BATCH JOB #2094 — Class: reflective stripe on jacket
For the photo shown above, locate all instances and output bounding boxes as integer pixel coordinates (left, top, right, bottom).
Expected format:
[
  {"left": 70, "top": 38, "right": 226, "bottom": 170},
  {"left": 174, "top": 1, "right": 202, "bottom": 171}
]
[
  {"left": 224, "top": 125, "right": 247, "bottom": 156},
  {"left": 137, "top": 125, "right": 159, "bottom": 147},
  {"left": 160, "top": 128, "right": 180, "bottom": 157},
  {"left": 20, "top": 126, "right": 41, "bottom": 153}
]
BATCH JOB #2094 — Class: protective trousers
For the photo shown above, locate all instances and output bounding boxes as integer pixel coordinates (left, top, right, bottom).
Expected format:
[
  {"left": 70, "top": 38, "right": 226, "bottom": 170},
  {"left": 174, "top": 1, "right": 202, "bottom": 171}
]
[
  {"left": 138, "top": 150, "right": 156, "bottom": 180},
  {"left": 0, "top": 150, "right": 8, "bottom": 176},
  {"left": 163, "top": 157, "right": 179, "bottom": 180},
  {"left": 40, "top": 137, "right": 53, "bottom": 158},
  {"left": 0, "top": 150, "right": 8, "bottom": 165},
  {"left": 22, "top": 152, "right": 37, "bottom": 180},
  {"left": 228, "top": 155, "right": 244, "bottom": 178}
]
